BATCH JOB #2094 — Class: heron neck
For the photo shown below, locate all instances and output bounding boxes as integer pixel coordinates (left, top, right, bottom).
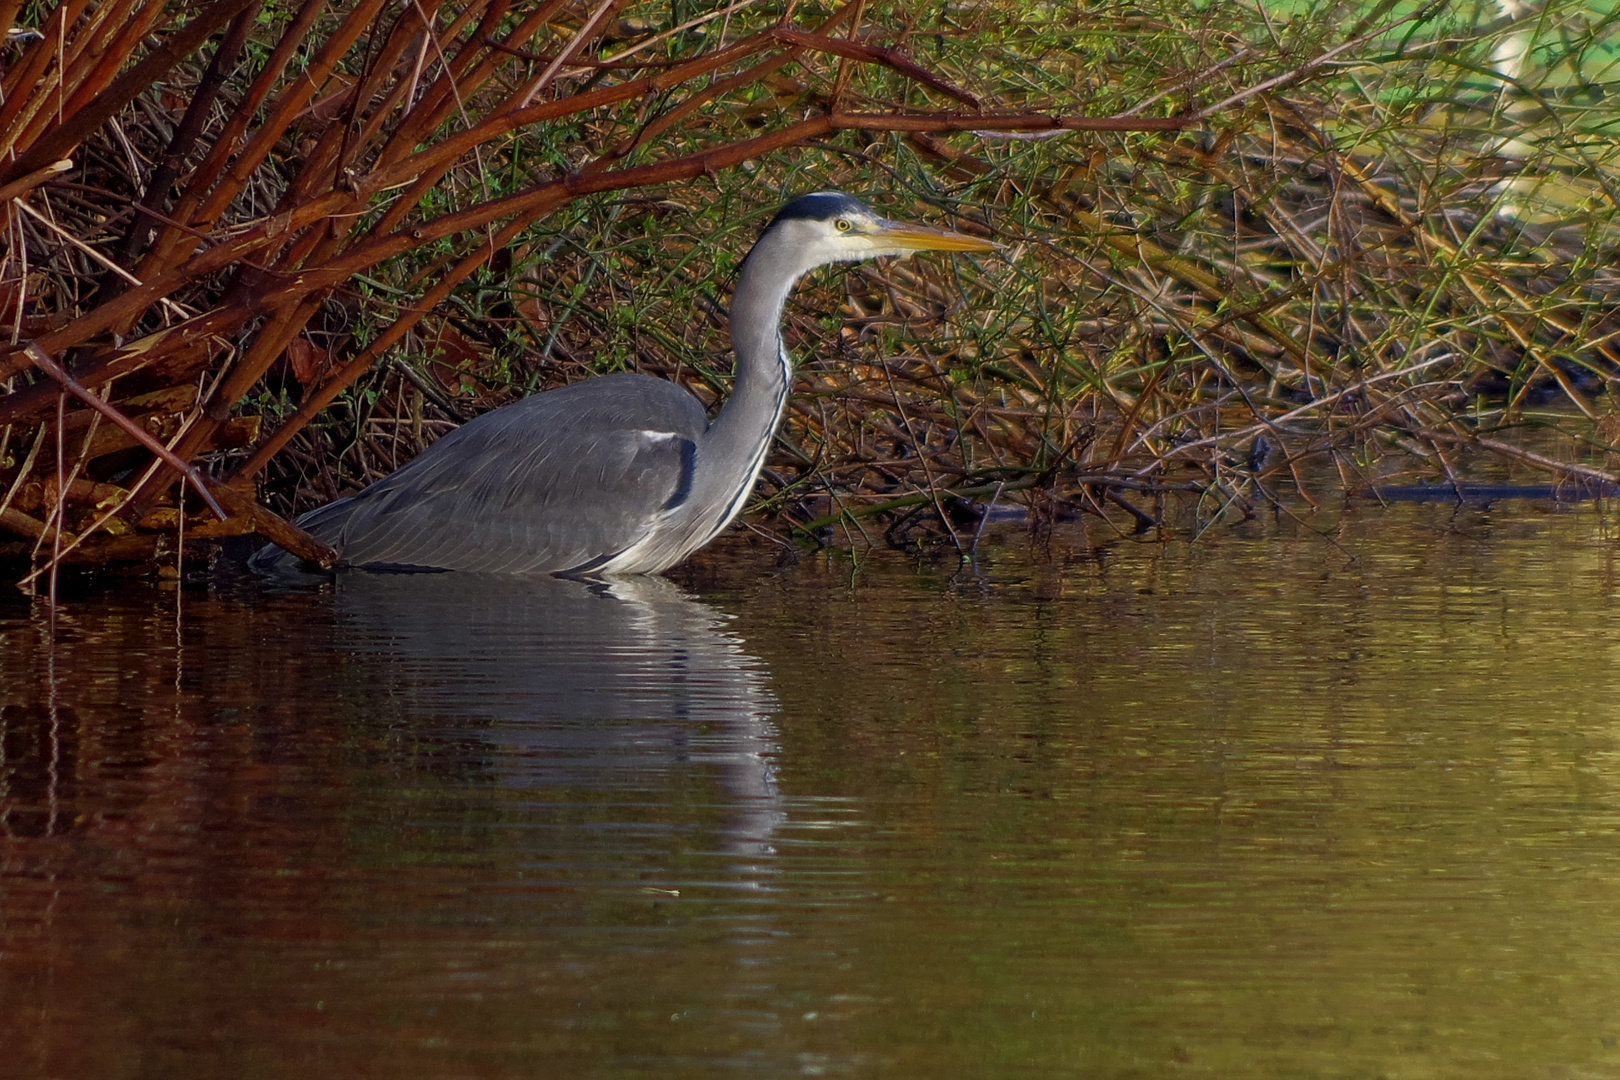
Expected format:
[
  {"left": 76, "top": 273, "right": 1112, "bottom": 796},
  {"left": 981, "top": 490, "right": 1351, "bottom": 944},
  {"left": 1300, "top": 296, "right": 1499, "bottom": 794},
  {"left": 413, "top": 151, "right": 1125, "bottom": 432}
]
[{"left": 690, "top": 232, "right": 807, "bottom": 526}]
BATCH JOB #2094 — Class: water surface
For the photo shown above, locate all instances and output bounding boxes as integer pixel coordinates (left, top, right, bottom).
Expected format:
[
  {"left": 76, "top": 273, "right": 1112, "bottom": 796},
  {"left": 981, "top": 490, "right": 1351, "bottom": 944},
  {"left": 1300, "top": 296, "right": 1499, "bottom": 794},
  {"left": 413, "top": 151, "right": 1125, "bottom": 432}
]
[{"left": 3, "top": 505, "right": 1619, "bottom": 1078}]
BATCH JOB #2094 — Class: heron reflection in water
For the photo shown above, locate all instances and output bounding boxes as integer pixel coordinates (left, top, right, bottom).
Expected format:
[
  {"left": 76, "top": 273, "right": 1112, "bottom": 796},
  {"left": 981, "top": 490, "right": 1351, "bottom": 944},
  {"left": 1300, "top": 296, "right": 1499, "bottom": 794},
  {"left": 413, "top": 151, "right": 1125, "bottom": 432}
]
[
  {"left": 331, "top": 570, "right": 784, "bottom": 866},
  {"left": 251, "top": 192, "right": 998, "bottom": 576}
]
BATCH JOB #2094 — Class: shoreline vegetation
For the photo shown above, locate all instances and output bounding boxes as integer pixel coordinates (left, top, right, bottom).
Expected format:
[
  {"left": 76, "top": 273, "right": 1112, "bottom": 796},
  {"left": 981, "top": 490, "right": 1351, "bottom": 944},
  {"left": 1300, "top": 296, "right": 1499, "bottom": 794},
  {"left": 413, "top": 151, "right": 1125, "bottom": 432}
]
[{"left": 0, "top": 1, "right": 1616, "bottom": 591}]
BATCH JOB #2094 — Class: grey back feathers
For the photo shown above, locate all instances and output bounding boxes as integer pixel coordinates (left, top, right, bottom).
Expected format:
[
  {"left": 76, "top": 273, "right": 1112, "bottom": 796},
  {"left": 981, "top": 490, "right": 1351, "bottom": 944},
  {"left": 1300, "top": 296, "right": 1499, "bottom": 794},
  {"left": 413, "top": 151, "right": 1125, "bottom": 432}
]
[
  {"left": 251, "top": 192, "right": 989, "bottom": 578},
  {"left": 282, "top": 375, "right": 706, "bottom": 575}
]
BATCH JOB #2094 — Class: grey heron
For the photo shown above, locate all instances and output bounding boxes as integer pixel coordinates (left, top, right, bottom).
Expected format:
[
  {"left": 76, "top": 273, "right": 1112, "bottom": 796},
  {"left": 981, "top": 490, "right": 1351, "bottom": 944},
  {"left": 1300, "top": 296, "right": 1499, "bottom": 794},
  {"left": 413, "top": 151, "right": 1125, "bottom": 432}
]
[{"left": 250, "top": 191, "right": 999, "bottom": 576}]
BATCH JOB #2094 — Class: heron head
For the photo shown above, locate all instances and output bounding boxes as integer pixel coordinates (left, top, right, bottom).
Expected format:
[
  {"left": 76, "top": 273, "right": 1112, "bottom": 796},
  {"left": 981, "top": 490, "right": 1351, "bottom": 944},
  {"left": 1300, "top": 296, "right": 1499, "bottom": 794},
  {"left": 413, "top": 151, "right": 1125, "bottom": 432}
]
[{"left": 765, "top": 190, "right": 1001, "bottom": 265}]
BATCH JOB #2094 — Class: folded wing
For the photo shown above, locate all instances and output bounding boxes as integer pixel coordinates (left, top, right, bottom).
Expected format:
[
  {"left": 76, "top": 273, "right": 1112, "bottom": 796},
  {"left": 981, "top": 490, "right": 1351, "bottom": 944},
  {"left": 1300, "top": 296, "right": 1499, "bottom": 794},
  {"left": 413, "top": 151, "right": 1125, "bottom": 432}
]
[{"left": 251, "top": 373, "right": 707, "bottom": 575}]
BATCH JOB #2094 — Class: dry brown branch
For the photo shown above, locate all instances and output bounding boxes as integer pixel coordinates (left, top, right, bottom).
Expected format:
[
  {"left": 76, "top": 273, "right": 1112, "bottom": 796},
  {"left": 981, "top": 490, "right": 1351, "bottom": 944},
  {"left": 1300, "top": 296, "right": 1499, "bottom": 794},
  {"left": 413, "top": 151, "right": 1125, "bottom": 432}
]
[
  {"left": 2, "top": 0, "right": 1612, "bottom": 583},
  {"left": 20, "top": 342, "right": 227, "bottom": 519}
]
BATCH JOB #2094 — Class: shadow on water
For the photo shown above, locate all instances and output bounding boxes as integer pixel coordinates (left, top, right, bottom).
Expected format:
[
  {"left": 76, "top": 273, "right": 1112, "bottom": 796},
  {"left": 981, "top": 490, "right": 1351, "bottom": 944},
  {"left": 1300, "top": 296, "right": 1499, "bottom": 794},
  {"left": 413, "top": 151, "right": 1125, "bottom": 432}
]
[
  {"left": 328, "top": 571, "right": 785, "bottom": 866},
  {"left": 0, "top": 569, "right": 796, "bottom": 1078}
]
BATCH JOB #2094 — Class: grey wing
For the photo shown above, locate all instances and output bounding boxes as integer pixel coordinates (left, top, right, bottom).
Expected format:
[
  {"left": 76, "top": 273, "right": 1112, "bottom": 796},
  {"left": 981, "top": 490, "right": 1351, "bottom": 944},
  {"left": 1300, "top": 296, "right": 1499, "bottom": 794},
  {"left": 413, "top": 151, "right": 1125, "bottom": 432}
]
[{"left": 254, "top": 374, "right": 707, "bottom": 575}]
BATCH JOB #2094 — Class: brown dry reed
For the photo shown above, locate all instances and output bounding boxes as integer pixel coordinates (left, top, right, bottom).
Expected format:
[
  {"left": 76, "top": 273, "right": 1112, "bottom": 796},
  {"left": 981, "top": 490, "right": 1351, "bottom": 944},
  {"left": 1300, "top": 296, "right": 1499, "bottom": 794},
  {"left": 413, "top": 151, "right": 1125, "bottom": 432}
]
[{"left": 0, "top": 0, "right": 1617, "bottom": 589}]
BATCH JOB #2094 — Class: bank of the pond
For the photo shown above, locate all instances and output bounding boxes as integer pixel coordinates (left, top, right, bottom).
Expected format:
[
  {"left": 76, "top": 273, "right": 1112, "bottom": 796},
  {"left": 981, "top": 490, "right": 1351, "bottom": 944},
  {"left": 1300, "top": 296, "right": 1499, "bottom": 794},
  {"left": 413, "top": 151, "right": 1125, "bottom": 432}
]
[{"left": 2, "top": 1, "right": 1618, "bottom": 587}]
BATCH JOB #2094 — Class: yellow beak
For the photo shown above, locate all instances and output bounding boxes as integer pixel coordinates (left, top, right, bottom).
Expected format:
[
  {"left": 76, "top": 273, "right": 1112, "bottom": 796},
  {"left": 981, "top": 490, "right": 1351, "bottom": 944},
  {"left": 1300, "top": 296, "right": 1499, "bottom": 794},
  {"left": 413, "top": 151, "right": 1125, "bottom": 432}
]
[{"left": 872, "top": 219, "right": 1002, "bottom": 254}]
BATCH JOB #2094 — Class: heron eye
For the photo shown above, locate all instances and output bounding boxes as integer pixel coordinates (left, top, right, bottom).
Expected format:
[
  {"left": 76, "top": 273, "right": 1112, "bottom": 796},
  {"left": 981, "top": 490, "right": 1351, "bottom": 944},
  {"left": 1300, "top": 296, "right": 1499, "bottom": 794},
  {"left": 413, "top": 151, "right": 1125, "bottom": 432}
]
[{"left": 835, "top": 218, "right": 852, "bottom": 232}]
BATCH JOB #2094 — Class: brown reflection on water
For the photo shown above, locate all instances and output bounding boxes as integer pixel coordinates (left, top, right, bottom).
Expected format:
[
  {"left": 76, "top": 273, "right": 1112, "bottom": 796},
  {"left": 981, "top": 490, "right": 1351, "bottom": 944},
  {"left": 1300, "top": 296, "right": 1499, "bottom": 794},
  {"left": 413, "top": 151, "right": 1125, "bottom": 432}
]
[{"left": 3, "top": 504, "right": 1620, "bottom": 1078}]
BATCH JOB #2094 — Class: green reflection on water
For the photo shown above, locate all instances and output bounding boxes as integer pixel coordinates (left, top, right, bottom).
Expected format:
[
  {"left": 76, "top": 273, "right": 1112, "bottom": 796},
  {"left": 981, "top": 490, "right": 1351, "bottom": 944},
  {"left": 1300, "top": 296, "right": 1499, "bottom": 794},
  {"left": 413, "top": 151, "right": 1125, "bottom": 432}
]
[
  {"left": 1, "top": 504, "right": 1618, "bottom": 1079},
  {"left": 709, "top": 505, "right": 1620, "bottom": 1077}
]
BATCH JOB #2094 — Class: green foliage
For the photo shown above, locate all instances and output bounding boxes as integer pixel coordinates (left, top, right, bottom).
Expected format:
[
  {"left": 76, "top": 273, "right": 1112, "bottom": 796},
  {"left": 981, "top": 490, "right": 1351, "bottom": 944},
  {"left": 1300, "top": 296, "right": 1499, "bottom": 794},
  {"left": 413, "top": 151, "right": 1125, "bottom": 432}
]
[
  {"left": 343, "top": 0, "right": 1611, "bottom": 545},
  {"left": 4, "top": 0, "right": 1618, "bottom": 577}
]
